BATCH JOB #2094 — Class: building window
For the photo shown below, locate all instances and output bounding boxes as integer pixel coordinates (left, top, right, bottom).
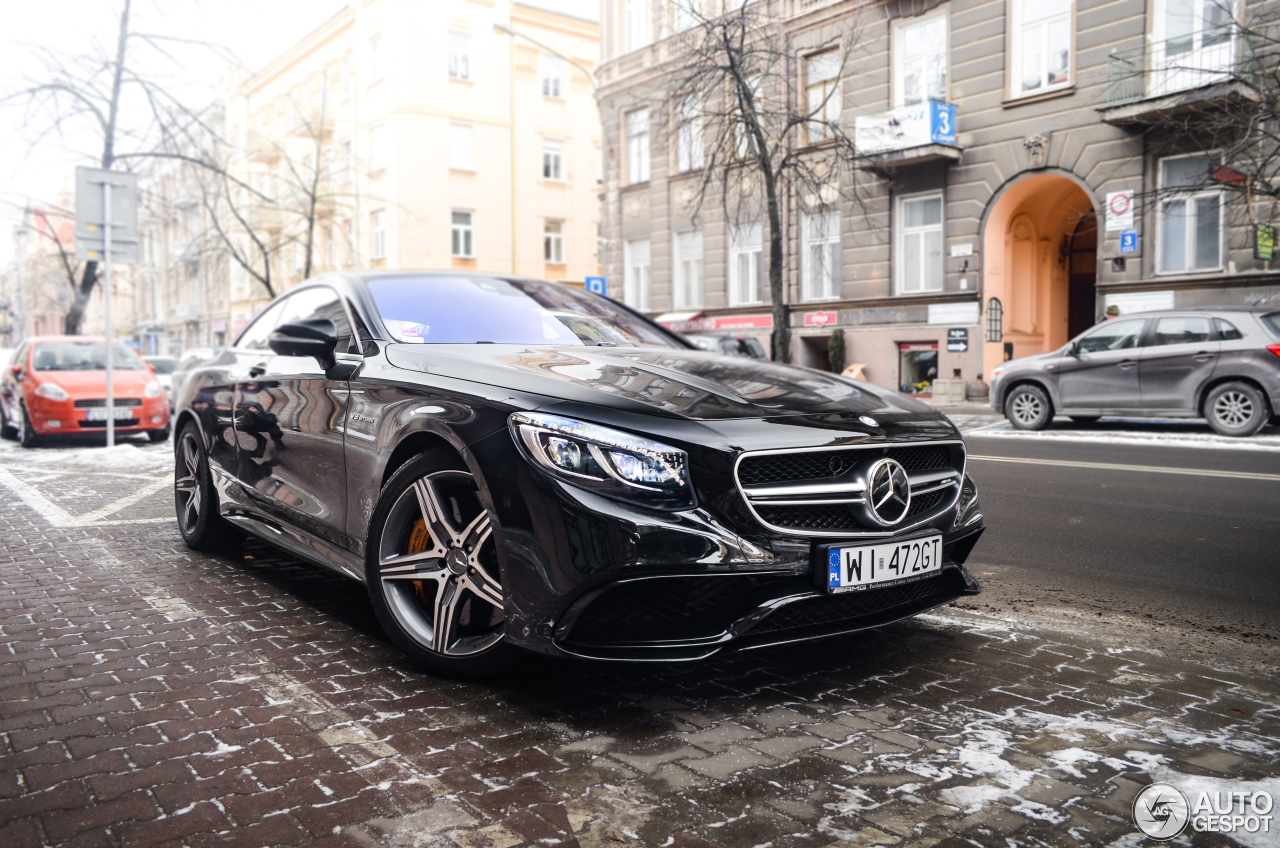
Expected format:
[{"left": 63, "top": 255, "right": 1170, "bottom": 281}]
[
  {"left": 541, "top": 54, "right": 563, "bottom": 98},
  {"left": 897, "top": 193, "right": 944, "bottom": 294},
  {"left": 985, "top": 297, "right": 1004, "bottom": 342},
  {"left": 675, "top": 95, "right": 702, "bottom": 173},
  {"left": 543, "top": 138, "right": 564, "bottom": 180},
  {"left": 626, "top": 108, "right": 650, "bottom": 184},
  {"left": 899, "top": 343, "right": 939, "bottom": 396},
  {"left": 544, "top": 220, "right": 564, "bottom": 264},
  {"left": 342, "top": 220, "right": 354, "bottom": 266},
  {"left": 450, "top": 123, "right": 473, "bottom": 171},
  {"left": 626, "top": 0, "right": 651, "bottom": 52},
  {"left": 371, "top": 210, "right": 386, "bottom": 260},
  {"left": 729, "top": 223, "right": 763, "bottom": 305},
  {"left": 624, "top": 239, "right": 651, "bottom": 310},
  {"left": 451, "top": 210, "right": 474, "bottom": 258},
  {"left": 673, "top": 231, "right": 704, "bottom": 308},
  {"left": 1151, "top": 0, "right": 1237, "bottom": 95},
  {"left": 342, "top": 139, "right": 353, "bottom": 183},
  {"left": 449, "top": 32, "right": 471, "bottom": 81},
  {"left": 895, "top": 11, "right": 947, "bottom": 106},
  {"left": 806, "top": 51, "right": 842, "bottom": 143},
  {"left": 369, "top": 124, "right": 389, "bottom": 173},
  {"left": 1012, "top": 0, "right": 1071, "bottom": 97},
  {"left": 1158, "top": 153, "right": 1222, "bottom": 274},
  {"left": 802, "top": 212, "right": 840, "bottom": 301},
  {"left": 369, "top": 34, "right": 383, "bottom": 83}
]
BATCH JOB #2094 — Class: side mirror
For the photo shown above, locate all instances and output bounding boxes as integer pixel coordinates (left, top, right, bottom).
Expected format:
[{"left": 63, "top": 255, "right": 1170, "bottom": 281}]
[
  {"left": 9, "top": 365, "right": 21, "bottom": 378},
  {"left": 269, "top": 318, "right": 338, "bottom": 370},
  {"left": 146, "top": 362, "right": 157, "bottom": 373},
  {"left": 1067, "top": 342, "right": 1080, "bottom": 356}
]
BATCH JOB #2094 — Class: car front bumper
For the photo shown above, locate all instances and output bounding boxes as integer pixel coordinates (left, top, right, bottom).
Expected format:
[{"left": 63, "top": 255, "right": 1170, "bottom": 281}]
[{"left": 28, "top": 395, "right": 170, "bottom": 435}]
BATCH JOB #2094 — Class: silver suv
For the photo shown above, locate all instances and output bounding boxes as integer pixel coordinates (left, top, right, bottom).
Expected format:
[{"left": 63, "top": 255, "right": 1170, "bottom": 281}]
[{"left": 989, "top": 308, "right": 1280, "bottom": 437}]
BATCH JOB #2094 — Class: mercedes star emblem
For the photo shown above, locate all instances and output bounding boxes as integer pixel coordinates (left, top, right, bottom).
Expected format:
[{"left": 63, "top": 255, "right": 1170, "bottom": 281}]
[{"left": 865, "top": 458, "right": 911, "bottom": 526}]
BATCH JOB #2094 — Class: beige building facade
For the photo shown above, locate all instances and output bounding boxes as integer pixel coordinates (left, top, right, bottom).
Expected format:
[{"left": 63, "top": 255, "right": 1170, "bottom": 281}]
[
  {"left": 226, "top": 0, "right": 602, "bottom": 338},
  {"left": 597, "top": 0, "right": 1279, "bottom": 398}
]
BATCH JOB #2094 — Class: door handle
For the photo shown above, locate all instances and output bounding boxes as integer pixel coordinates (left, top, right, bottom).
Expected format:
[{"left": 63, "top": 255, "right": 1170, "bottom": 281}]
[
  {"left": 1117, "top": 360, "right": 1137, "bottom": 370},
  {"left": 248, "top": 362, "right": 268, "bottom": 378},
  {"left": 1192, "top": 353, "right": 1214, "bottom": 362}
]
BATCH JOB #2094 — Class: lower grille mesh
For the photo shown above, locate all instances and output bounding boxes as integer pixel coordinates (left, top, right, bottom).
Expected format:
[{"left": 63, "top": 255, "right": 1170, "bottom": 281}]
[{"left": 751, "top": 574, "right": 958, "bottom": 636}]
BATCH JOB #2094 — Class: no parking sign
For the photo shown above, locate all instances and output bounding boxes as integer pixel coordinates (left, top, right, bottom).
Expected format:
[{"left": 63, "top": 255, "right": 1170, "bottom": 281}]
[{"left": 1106, "top": 191, "right": 1134, "bottom": 232}]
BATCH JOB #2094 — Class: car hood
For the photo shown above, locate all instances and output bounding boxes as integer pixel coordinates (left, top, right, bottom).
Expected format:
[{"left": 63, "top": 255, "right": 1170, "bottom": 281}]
[
  {"left": 384, "top": 343, "right": 936, "bottom": 421},
  {"left": 31, "top": 369, "right": 156, "bottom": 396},
  {"left": 1000, "top": 348, "right": 1064, "bottom": 372}
]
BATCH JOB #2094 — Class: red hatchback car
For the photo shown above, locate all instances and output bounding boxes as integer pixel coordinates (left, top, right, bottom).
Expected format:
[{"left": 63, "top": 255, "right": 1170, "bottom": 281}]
[{"left": 0, "top": 337, "right": 170, "bottom": 447}]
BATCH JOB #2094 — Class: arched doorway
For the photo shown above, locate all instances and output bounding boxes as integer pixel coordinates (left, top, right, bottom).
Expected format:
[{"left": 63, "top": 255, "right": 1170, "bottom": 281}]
[{"left": 981, "top": 174, "right": 1097, "bottom": 379}]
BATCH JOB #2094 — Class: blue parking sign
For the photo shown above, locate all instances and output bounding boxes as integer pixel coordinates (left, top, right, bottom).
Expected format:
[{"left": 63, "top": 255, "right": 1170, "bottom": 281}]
[
  {"left": 585, "top": 276, "right": 607, "bottom": 296},
  {"left": 1119, "top": 229, "right": 1138, "bottom": 254}
]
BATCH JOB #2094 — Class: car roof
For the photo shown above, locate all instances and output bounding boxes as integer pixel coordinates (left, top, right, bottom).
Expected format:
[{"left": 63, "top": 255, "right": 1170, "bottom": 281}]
[{"left": 1111, "top": 307, "right": 1276, "bottom": 317}]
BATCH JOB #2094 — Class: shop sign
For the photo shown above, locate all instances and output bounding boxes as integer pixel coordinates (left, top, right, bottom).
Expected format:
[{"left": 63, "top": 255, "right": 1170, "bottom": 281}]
[
  {"left": 804, "top": 311, "right": 837, "bottom": 328},
  {"left": 1211, "top": 164, "right": 1246, "bottom": 187},
  {"left": 1255, "top": 224, "right": 1275, "bottom": 261},
  {"left": 210, "top": 319, "right": 227, "bottom": 333},
  {"left": 1104, "top": 290, "right": 1175, "bottom": 315},
  {"left": 927, "top": 302, "right": 979, "bottom": 325},
  {"left": 947, "top": 328, "right": 969, "bottom": 352},
  {"left": 710, "top": 314, "right": 772, "bottom": 330},
  {"left": 1105, "top": 191, "right": 1134, "bottom": 232}
]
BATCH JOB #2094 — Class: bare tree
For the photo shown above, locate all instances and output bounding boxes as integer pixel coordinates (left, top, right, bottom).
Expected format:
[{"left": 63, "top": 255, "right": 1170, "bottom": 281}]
[{"left": 663, "top": 0, "right": 871, "bottom": 362}]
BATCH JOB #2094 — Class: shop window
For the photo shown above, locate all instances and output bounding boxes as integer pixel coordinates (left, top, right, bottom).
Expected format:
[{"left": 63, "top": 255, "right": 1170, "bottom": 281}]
[{"left": 899, "top": 342, "right": 938, "bottom": 396}]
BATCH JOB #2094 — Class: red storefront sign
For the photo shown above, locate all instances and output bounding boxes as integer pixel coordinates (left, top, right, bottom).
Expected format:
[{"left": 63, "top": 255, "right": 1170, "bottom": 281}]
[
  {"left": 710, "top": 314, "right": 772, "bottom": 330},
  {"left": 804, "top": 311, "right": 837, "bottom": 327}
]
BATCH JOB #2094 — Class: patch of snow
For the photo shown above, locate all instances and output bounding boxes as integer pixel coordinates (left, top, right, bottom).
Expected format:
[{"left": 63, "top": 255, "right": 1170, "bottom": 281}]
[{"left": 969, "top": 422, "right": 1280, "bottom": 453}]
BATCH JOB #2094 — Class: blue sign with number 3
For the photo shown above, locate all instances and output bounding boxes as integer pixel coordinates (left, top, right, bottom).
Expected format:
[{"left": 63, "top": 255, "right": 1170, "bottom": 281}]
[{"left": 1120, "top": 230, "right": 1138, "bottom": 254}]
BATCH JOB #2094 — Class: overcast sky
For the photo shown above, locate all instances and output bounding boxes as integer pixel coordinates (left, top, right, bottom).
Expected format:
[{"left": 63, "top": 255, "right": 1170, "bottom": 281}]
[{"left": 0, "top": 0, "right": 599, "bottom": 264}]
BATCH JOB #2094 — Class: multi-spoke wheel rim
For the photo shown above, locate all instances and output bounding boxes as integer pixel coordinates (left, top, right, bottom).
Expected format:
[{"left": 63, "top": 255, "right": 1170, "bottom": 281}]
[
  {"left": 377, "top": 470, "right": 503, "bottom": 657},
  {"left": 174, "top": 432, "right": 203, "bottom": 534},
  {"left": 1213, "top": 391, "right": 1254, "bottom": 428},
  {"left": 1011, "top": 393, "right": 1043, "bottom": 425}
]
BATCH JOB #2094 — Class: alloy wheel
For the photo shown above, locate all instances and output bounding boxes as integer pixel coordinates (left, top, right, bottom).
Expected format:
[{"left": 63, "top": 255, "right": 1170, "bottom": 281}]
[
  {"left": 174, "top": 431, "right": 203, "bottom": 534},
  {"left": 376, "top": 469, "right": 504, "bottom": 657},
  {"left": 1010, "top": 393, "right": 1043, "bottom": 426},
  {"left": 1212, "top": 391, "right": 1254, "bottom": 429}
]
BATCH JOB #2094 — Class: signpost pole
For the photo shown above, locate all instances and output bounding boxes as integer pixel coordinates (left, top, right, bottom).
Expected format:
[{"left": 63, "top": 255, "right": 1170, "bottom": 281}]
[{"left": 103, "top": 179, "right": 114, "bottom": 449}]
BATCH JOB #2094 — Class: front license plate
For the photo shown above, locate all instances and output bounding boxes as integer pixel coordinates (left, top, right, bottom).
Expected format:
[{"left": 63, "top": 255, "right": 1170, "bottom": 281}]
[
  {"left": 86, "top": 407, "right": 133, "bottom": 421},
  {"left": 827, "top": 535, "right": 942, "bottom": 593}
]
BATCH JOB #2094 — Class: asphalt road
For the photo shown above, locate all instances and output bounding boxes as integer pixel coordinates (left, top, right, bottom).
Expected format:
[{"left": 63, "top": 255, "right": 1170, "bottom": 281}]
[{"left": 961, "top": 430, "right": 1280, "bottom": 665}]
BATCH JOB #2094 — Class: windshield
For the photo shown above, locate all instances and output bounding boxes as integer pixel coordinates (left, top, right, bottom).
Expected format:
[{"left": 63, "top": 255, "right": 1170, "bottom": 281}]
[
  {"left": 144, "top": 358, "right": 177, "bottom": 374},
  {"left": 367, "top": 275, "right": 684, "bottom": 348},
  {"left": 32, "top": 342, "right": 146, "bottom": 371}
]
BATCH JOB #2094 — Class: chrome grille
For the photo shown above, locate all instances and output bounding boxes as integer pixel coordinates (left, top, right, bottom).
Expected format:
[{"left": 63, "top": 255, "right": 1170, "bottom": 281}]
[{"left": 735, "top": 441, "right": 965, "bottom": 537}]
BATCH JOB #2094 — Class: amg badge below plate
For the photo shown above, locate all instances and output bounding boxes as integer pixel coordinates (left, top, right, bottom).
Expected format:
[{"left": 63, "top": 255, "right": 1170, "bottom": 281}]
[{"left": 828, "top": 536, "right": 942, "bottom": 593}]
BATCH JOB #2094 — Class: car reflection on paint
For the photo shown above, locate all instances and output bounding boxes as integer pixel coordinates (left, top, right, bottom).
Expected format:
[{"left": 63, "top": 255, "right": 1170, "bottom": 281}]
[{"left": 171, "top": 273, "right": 985, "bottom": 676}]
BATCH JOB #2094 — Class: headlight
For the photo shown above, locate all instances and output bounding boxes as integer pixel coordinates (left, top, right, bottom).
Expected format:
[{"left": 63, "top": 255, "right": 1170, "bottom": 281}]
[
  {"left": 145, "top": 382, "right": 164, "bottom": 398},
  {"left": 33, "top": 383, "right": 69, "bottom": 401},
  {"left": 509, "top": 412, "right": 695, "bottom": 510}
]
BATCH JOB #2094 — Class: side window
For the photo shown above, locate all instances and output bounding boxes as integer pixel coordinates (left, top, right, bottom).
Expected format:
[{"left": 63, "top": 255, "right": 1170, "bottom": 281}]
[
  {"left": 1152, "top": 316, "right": 1211, "bottom": 346},
  {"left": 235, "top": 299, "right": 290, "bottom": 351},
  {"left": 1215, "top": 318, "right": 1243, "bottom": 341},
  {"left": 1076, "top": 319, "right": 1146, "bottom": 353},
  {"left": 11, "top": 343, "right": 29, "bottom": 369},
  {"left": 274, "top": 287, "right": 354, "bottom": 354}
]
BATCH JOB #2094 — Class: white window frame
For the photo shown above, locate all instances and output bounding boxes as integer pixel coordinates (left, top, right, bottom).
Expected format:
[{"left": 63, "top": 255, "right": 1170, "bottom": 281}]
[
  {"left": 1150, "top": 0, "right": 1238, "bottom": 96},
  {"left": 449, "top": 123, "right": 473, "bottom": 171},
  {"left": 893, "top": 10, "right": 948, "bottom": 107},
  {"left": 626, "top": 0, "right": 651, "bottom": 52},
  {"left": 801, "top": 211, "right": 841, "bottom": 301},
  {"left": 371, "top": 210, "right": 386, "bottom": 260},
  {"left": 1010, "top": 0, "right": 1073, "bottom": 99},
  {"left": 672, "top": 231, "right": 704, "bottom": 309},
  {"left": 624, "top": 239, "right": 652, "bottom": 310},
  {"left": 675, "top": 95, "right": 703, "bottom": 173},
  {"left": 626, "top": 108, "right": 650, "bottom": 184},
  {"left": 449, "top": 32, "right": 472, "bottom": 81},
  {"left": 543, "top": 138, "right": 564, "bottom": 181},
  {"left": 728, "top": 223, "right": 763, "bottom": 306},
  {"left": 541, "top": 54, "right": 563, "bottom": 98},
  {"left": 805, "top": 51, "right": 842, "bottom": 143},
  {"left": 1156, "top": 152, "right": 1224, "bottom": 275},
  {"left": 451, "top": 210, "right": 474, "bottom": 258},
  {"left": 896, "top": 192, "right": 945, "bottom": 295},
  {"left": 544, "top": 220, "right": 564, "bottom": 264}
]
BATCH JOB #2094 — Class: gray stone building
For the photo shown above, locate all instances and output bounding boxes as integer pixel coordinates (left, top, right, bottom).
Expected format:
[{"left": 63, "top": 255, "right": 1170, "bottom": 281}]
[{"left": 596, "top": 0, "right": 1279, "bottom": 399}]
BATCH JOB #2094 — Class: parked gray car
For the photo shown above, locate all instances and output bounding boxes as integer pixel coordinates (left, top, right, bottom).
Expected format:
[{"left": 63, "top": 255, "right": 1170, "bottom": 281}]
[{"left": 990, "top": 308, "right": 1280, "bottom": 437}]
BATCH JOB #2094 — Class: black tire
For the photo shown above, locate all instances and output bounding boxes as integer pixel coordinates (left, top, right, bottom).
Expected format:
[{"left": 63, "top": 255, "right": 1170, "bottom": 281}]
[
  {"left": 19, "top": 404, "right": 40, "bottom": 448},
  {"left": 1004, "top": 384, "right": 1053, "bottom": 431},
  {"left": 174, "top": 422, "right": 238, "bottom": 551},
  {"left": 365, "top": 450, "right": 515, "bottom": 678},
  {"left": 147, "top": 426, "right": 171, "bottom": 444},
  {"left": 1069, "top": 416, "right": 1100, "bottom": 426},
  {"left": 0, "top": 404, "right": 16, "bottom": 441},
  {"left": 1204, "top": 382, "right": 1269, "bottom": 437}
]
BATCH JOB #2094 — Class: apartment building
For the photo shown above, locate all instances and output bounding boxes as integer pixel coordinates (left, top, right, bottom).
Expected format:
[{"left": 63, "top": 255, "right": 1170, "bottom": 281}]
[
  {"left": 596, "top": 0, "right": 1279, "bottom": 397},
  {"left": 226, "top": 0, "right": 602, "bottom": 338}
]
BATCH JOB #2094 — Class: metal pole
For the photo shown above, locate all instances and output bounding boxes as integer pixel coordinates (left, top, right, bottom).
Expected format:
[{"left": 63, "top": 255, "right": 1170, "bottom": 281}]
[
  {"left": 104, "top": 179, "right": 115, "bottom": 449},
  {"left": 14, "top": 222, "right": 27, "bottom": 344}
]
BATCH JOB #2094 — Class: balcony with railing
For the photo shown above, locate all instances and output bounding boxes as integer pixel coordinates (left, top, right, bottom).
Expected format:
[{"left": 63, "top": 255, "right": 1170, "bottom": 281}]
[
  {"left": 853, "top": 101, "right": 961, "bottom": 170},
  {"left": 1103, "top": 27, "right": 1257, "bottom": 124}
]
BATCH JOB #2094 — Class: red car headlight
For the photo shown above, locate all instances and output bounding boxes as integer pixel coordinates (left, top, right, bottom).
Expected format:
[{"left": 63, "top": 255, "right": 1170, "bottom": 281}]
[{"left": 33, "top": 382, "right": 70, "bottom": 402}]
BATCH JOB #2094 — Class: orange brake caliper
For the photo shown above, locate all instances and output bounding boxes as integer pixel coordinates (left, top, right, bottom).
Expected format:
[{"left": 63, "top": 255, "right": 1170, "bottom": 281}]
[{"left": 407, "top": 519, "right": 432, "bottom": 602}]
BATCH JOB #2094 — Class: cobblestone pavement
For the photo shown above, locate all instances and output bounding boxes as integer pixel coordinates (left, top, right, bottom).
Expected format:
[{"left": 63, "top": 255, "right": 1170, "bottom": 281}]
[{"left": 1, "top": 440, "right": 1278, "bottom": 848}]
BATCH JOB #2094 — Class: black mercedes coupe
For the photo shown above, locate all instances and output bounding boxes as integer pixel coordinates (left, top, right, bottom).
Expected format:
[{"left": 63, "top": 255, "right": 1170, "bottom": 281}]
[{"left": 172, "top": 273, "right": 985, "bottom": 675}]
